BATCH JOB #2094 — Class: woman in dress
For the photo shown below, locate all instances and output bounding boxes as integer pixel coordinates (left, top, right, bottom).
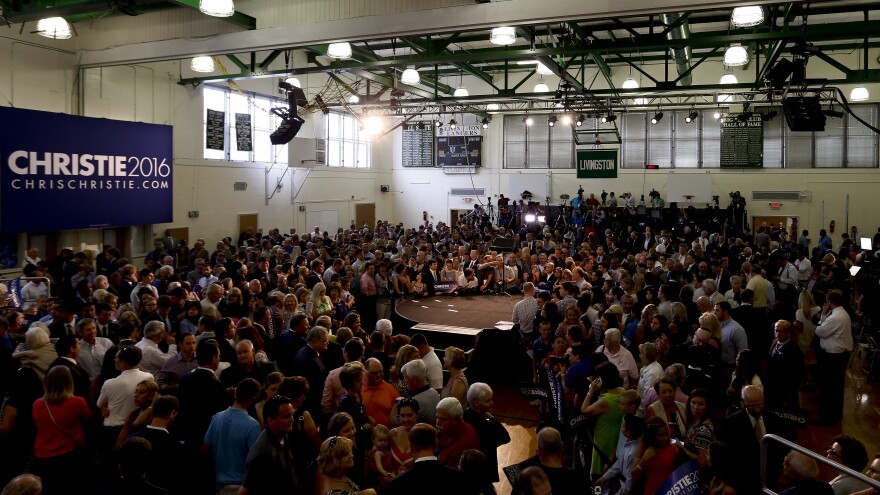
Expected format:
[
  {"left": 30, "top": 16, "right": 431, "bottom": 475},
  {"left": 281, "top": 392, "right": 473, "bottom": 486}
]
[
  {"left": 308, "top": 283, "right": 335, "bottom": 321},
  {"left": 683, "top": 388, "right": 715, "bottom": 467},
  {"left": 281, "top": 293, "right": 299, "bottom": 331},
  {"left": 31, "top": 366, "right": 92, "bottom": 495},
  {"left": 375, "top": 263, "right": 393, "bottom": 321},
  {"left": 317, "top": 435, "right": 377, "bottom": 495},
  {"left": 391, "top": 263, "right": 412, "bottom": 302},
  {"left": 645, "top": 377, "right": 687, "bottom": 441},
  {"left": 388, "top": 398, "right": 419, "bottom": 474},
  {"left": 325, "top": 412, "right": 364, "bottom": 486},
  {"left": 328, "top": 283, "right": 350, "bottom": 330},
  {"left": 580, "top": 362, "right": 625, "bottom": 480},
  {"left": 440, "top": 346, "right": 468, "bottom": 409}
]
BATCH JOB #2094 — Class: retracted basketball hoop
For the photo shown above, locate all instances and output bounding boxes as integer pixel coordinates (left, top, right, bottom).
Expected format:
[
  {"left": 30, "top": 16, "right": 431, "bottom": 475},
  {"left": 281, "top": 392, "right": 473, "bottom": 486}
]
[{"left": 683, "top": 195, "right": 695, "bottom": 202}]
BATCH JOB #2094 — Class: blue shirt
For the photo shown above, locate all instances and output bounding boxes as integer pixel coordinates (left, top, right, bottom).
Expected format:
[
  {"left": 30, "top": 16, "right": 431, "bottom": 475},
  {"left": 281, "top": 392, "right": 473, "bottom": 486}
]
[
  {"left": 564, "top": 358, "right": 591, "bottom": 391},
  {"left": 204, "top": 407, "right": 262, "bottom": 487}
]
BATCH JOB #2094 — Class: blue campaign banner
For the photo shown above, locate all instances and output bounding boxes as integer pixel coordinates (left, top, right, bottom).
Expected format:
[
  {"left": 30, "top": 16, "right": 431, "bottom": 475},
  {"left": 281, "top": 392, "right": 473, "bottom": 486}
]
[
  {"left": 657, "top": 460, "right": 700, "bottom": 495},
  {"left": 0, "top": 107, "right": 173, "bottom": 233}
]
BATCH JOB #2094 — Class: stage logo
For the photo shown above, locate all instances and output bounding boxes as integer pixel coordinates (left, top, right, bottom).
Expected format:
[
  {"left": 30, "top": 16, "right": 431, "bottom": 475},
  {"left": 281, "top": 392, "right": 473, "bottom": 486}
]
[{"left": 0, "top": 107, "right": 173, "bottom": 233}]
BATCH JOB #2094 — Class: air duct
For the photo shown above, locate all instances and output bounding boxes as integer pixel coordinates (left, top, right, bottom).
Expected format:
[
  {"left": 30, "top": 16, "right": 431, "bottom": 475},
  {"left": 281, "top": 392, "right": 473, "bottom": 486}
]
[{"left": 661, "top": 12, "right": 693, "bottom": 86}]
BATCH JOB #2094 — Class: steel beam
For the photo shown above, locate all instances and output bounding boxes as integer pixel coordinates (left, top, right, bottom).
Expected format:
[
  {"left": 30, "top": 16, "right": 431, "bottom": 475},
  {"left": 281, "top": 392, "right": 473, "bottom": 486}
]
[{"left": 399, "top": 37, "right": 499, "bottom": 92}]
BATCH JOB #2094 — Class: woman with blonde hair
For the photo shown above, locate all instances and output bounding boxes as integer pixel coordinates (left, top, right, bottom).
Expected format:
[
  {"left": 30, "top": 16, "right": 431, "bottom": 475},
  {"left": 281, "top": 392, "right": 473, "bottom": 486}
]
[
  {"left": 441, "top": 346, "right": 469, "bottom": 408},
  {"left": 116, "top": 378, "right": 159, "bottom": 449},
  {"left": 698, "top": 311, "right": 722, "bottom": 349},
  {"left": 31, "top": 366, "right": 92, "bottom": 495},
  {"left": 389, "top": 344, "right": 420, "bottom": 395},
  {"left": 317, "top": 435, "right": 377, "bottom": 495}
]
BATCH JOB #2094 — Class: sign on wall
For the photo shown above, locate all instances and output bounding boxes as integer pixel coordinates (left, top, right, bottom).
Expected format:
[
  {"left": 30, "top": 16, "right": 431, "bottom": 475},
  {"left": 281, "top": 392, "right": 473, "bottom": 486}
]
[
  {"left": 402, "top": 123, "right": 434, "bottom": 167},
  {"left": 0, "top": 107, "right": 173, "bottom": 233},
  {"left": 206, "top": 109, "right": 225, "bottom": 150},
  {"left": 576, "top": 149, "right": 618, "bottom": 178},
  {"left": 436, "top": 125, "right": 482, "bottom": 167},
  {"left": 721, "top": 113, "right": 763, "bottom": 168},
  {"left": 235, "top": 113, "right": 253, "bottom": 152}
]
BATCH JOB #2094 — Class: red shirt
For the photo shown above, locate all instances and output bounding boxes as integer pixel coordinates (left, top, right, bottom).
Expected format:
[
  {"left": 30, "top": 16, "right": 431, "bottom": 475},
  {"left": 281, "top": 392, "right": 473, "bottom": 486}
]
[
  {"left": 437, "top": 421, "right": 480, "bottom": 468},
  {"left": 32, "top": 396, "right": 91, "bottom": 458}
]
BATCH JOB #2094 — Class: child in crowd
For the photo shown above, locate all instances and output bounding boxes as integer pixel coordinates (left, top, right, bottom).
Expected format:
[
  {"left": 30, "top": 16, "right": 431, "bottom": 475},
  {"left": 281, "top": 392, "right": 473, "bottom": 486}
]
[
  {"left": 532, "top": 321, "right": 554, "bottom": 384},
  {"left": 542, "top": 335, "right": 569, "bottom": 376},
  {"left": 368, "top": 424, "right": 396, "bottom": 487},
  {"left": 597, "top": 414, "right": 646, "bottom": 495}
]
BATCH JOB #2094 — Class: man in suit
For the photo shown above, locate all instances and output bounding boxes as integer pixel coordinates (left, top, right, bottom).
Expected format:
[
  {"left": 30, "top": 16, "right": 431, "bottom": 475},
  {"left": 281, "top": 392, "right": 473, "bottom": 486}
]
[
  {"left": 48, "top": 299, "right": 78, "bottom": 339},
  {"left": 719, "top": 385, "right": 789, "bottom": 493},
  {"left": 386, "top": 423, "right": 476, "bottom": 495},
  {"left": 711, "top": 260, "right": 733, "bottom": 295},
  {"left": 129, "top": 395, "right": 182, "bottom": 493},
  {"left": 421, "top": 259, "right": 440, "bottom": 296},
  {"left": 51, "top": 334, "right": 91, "bottom": 400},
  {"left": 94, "top": 303, "right": 121, "bottom": 343},
  {"left": 730, "top": 289, "right": 771, "bottom": 354},
  {"left": 765, "top": 320, "right": 804, "bottom": 409},
  {"left": 249, "top": 257, "right": 277, "bottom": 293},
  {"left": 176, "top": 340, "right": 229, "bottom": 449},
  {"left": 293, "top": 326, "right": 329, "bottom": 422}
]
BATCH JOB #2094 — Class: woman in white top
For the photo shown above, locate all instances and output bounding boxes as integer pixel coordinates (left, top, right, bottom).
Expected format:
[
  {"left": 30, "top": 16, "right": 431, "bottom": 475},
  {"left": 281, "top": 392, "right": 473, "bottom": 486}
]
[{"left": 637, "top": 343, "right": 664, "bottom": 409}]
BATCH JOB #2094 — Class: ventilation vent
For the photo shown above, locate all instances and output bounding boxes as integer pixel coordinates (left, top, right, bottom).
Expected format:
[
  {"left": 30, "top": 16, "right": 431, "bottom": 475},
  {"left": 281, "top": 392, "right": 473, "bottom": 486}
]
[
  {"left": 450, "top": 187, "right": 486, "bottom": 196},
  {"left": 752, "top": 190, "right": 806, "bottom": 201},
  {"left": 233, "top": 182, "right": 248, "bottom": 191}
]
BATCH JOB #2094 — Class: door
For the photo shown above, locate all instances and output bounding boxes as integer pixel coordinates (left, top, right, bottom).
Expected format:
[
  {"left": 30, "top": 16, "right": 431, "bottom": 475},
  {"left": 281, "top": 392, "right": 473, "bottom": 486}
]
[
  {"left": 239, "top": 214, "right": 259, "bottom": 243},
  {"left": 103, "top": 227, "right": 128, "bottom": 257},
  {"left": 450, "top": 209, "right": 470, "bottom": 226},
  {"left": 752, "top": 216, "right": 796, "bottom": 240},
  {"left": 355, "top": 203, "right": 375, "bottom": 230},
  {"left": 164, "top": 228, "right": 189, "bottom": 248}
]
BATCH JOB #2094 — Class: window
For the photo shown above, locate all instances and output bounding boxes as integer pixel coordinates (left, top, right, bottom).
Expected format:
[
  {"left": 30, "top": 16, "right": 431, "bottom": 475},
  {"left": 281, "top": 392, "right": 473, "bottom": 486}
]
[
  {"left": 618, "top": 105, "right": 879, "bottom": 169},
  {"left": 202, "top": 86, "right": 289, "bottom": 164},
  {"left": 326, "top": 111, "right": 371, "bottom": 168},
  {"left": 503, "top": 115, "right": 573, "bottom": 168}
]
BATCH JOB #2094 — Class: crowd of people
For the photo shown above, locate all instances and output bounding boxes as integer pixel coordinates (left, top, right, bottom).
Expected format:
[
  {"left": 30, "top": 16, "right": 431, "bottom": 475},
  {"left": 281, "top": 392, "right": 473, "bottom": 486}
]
[{"left": 0, "top": 202, "right": 878, "bottom": 495}]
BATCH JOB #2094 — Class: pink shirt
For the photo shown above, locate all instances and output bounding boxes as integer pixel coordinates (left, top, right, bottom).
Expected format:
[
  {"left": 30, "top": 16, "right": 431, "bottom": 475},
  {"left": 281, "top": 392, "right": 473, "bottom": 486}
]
[{"left": 360, "top": 273, "right": 377, "bottom": 296}]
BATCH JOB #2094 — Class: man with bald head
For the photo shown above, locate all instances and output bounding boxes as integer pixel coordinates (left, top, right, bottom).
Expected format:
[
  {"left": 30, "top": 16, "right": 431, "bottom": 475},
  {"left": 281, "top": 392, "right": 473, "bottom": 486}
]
[
  {"left": 515, "top": 427, "right": 584, "bottom": 495},
  {"left": 779, "top": 451, "right": 833, "bottom": 495},
  {"left": 720, "top": 385, "right": 789, "bottom": 493},
  {"left": 219, "top": 339, "right": 276, "bottom": 388}
]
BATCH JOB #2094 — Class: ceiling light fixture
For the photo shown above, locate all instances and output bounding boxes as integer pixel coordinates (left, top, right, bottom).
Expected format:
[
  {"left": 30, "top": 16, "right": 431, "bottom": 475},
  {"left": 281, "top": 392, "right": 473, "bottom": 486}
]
[
  {"left": 35, "top": 17, "right": 72, "bottom": 39},
  {"left": 449, "top": 118, "right": 457, "bottom": 129},
  {"left": 199, "top": 0, "right": 235, "bottom": 17},
  {"left": 561, "top": 114, "right": 572, "bottom": 126},
  {"left": 327, "top": 42, "right": 352, "bottom": 59},
  {"left": 401, "top": 67, "right": 420, "bottom": 85},
  {"left": 575, "top": 114, "right": 585, "bottom": 127},
  {"left": 523, "top": 116, "right": 534, "bottom": 126},
  {"left": 622, "top": 76, "right": 639, "bottom": 89},
  {"left": 651, "top": 112, "right": 664, "bottom": 125},
  {"left": 284, "top": 77, "right": 301, "bottom": 88},
  {"left": 453, "top": 87, "right": 469, "bottom": 97},
  {"left": 434, "top": 120, "right": 442, "bottom": 128},
  {"left": 731, "top": 6, "right": 764, "bottom": 27},
  {"left": 685, "top": 111, "right": 699, "bottom": 123},
  {"left": 724, "top": 44, "right": 749, "bottom": 66},
  {"left": 191, "top": 56, "right": 215, "bottom": 73},
  {"left": 850, "top": 86, "right": 869, "bottom": 102},
  {"left": 534, "top": 82, "right": 550, "bottom": 93},
  {"left": 713, "top": 110, "right": 722, "bottom": 120},
  {"left": 348, "top": 95, "right": 360, "bottom": 104},
  {"left": 547, "top": 115, "right": 557, "bottom": 127},
  {"left": 536, "top": 62, "right": 554, "bottom": 75},
  {"left": 720, "top": 73, "right": 738, "bottom": 85},
  {"left": 481, "top": 118, "right": 490, "bottom": 129},
  {"left": 490, "top": 26, "right": 517, "bottom": 46}
]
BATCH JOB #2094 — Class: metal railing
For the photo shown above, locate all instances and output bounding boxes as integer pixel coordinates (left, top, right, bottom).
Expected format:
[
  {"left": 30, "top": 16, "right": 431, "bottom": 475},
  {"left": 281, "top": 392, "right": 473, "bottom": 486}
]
[{"left": 761, "top": 433, "right": 880, "bottom": 494}]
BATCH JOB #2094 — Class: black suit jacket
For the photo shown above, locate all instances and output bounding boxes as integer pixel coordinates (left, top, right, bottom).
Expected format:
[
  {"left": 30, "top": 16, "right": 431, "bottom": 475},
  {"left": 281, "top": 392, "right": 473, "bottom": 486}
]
[
  {"left": 386, "top": 459, "right": 476, "bottom": 495},
  {"left": 96, "top": 321, "right": 121, "bottom": 343},
  {"left": 49, "top": 357, "right": 90, "bottom": 400},
  {"left": 714, "top": 270, "right": 734, "bottom": 295},
  {"left": 49, "top": 320, "right": 77, "bottom": 340},
  {"left": 421, "top": 268, "right": 438, "bottom": 296},
  {"left": 293, "top": 345, "right": 326, "bottom": 420},
  {"left": 175, "top": 368, "right": 230, "bottom": 447},
  {"left": 730, "top": 304, "right": 772, "bottom": 355},
  {"left": 719, "top": 409, "right": 788, "bottom": 493},
  {"left": 765, "top": 339, "right": 805, "bottom": 408}
]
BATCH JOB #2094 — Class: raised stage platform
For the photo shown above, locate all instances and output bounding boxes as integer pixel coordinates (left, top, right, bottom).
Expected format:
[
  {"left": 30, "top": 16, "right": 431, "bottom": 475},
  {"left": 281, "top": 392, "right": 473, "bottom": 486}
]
[{"left": 393, "top": 294, "right": 518, "bottom": 350}]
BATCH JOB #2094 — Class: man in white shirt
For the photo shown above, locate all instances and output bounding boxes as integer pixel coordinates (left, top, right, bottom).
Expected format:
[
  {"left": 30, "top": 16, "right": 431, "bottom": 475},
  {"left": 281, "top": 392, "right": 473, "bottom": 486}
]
[
  {"left": 97, "top": 345, "right": 154, "bottom": 428},
  {"left": 794, "top": 249, "right": 812, "bottom": 287},
  {"left": 135, "top": 321, "right": 178, "bottom": 376},
  {"left": 512, "top": 283, "right": 539, "bottom": 341},
  {"left": 411, "top": 333, "right": 443, "bottom": 391},
  {"left": 20, "top": 265, "right": 49, "bottom": 311},
  {"left": 76, "top": 318, "right": 114, "bottom": 381},
  {"left": 130, "top": 268, "right": 159, "bottom": 312},
  {"left": 814, "top": 290, "right": 853, "bottom": 425}
]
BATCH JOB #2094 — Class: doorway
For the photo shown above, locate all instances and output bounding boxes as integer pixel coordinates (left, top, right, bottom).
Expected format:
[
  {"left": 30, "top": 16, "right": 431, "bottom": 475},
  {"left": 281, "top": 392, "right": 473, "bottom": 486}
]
[
  {"left": 752, "top": 216, "right": 798, "bottom": 241},
  {"left": 239, "top": 214, "right": 259, "bottom": 244},
  {"left": 450, "top": 209, "right": 470, "bottom": 226},
  {"left": 355, "top": 203, "right": 376, "bottom": 230}
]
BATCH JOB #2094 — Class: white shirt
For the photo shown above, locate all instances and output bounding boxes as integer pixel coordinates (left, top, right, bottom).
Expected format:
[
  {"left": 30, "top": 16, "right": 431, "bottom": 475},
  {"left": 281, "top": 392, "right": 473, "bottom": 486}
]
[
  {"left": 79, "top": 337, "right": 114, "bottom": 381},
  {"left": 422, "top": 348, "right": 444, "bottom": 390},
  {"left": 638, "top": 361, "right": 664, "bottom": 401},
  {"left": 794, "top": 257, "right": 812, "bottom": 282},
  {"left": 97, "top": 368, "right": 154, "bottom": 426},
  {"left": 135, "top": 338, "right": 178, "bottom": 377},
  {"left": 20, "top": 281, "right": 49, "bottom": 311},
  {"left": 815, "top": 306, "right": 854, "bottom": 354}
]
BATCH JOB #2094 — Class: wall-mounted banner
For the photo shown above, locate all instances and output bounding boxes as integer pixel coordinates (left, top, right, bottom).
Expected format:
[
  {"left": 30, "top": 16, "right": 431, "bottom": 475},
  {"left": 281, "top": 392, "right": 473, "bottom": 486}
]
[
  {"left": 577, "top": 149, "right": 618, "bottom": 178},
  {"left": 0, "top": 107, "right": 173, "bottom": 233},
  {"left": 206, "top": 109, "right": 225, "bottom": 150},
  {"left": 235, "top": 113, "right": 253, "bottom": 152},
  {"left": 721, "top": 113, "right": 763, "bottom": 168}
]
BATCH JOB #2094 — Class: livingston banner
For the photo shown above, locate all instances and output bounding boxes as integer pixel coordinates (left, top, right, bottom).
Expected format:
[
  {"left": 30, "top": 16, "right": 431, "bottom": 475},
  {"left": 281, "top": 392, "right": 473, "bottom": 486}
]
[
  {"left": 0, "top": 107, "right": 173, "bottom": 233},
  {"left": 577, "top": 149, "right": 618, "bottom": 179}
]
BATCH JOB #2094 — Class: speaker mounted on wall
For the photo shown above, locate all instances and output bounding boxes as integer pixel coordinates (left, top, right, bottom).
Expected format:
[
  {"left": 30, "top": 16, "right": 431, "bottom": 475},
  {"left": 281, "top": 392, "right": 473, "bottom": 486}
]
[{"left": 783, "top": 96, "right": 826, "bottom": 132}]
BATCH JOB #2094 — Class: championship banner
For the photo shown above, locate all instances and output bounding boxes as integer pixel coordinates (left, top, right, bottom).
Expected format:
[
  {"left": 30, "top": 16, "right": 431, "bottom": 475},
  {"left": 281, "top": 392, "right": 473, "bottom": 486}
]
[
  {"left": 577, "top": 149, "right": 618, "bottom": 178},
  {"left": 656, "top": 460, "right": 700, "bottom": 495},
  {"left": 0, "top": 107, "right": 173, "bottom": 233}
]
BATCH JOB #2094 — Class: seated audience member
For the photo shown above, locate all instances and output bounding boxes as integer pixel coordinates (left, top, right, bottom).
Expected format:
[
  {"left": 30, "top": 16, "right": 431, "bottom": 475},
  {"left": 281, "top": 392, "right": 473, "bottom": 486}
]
[
  {"left": 826, "top": 435, "right": 870, "bottom": 495},
  {"left": 779, "top": 451, "right": 833, "bottom": 495}
]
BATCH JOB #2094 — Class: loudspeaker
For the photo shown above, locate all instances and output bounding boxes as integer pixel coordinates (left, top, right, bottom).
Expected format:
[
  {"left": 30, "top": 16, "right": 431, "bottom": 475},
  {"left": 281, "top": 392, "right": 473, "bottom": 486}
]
[
  {"left": 270, "top": 115, "right": 305, "bottom": 145},
  {"left": 783, "top": 96, "right": 826, "bottom": 132},
  {"left": 768, "top": 59, "right": 794, "bottom": 89}
]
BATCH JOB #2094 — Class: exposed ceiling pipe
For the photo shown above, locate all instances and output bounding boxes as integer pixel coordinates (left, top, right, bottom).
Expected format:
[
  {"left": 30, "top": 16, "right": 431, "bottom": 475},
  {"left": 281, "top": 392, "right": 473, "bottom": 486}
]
[{"left": 661, "top": 12, "right": 693, "bottom": 86}]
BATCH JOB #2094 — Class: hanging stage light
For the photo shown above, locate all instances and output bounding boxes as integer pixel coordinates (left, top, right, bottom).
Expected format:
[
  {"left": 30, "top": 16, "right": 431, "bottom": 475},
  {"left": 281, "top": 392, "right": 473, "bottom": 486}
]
[
  {"left": 651, "top": 112, "right": 664, "bottom": 125},
  {"left": 685, "top": 111, "right": 699, "bottom": 123}
]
